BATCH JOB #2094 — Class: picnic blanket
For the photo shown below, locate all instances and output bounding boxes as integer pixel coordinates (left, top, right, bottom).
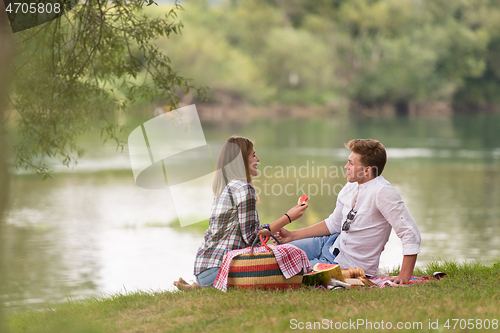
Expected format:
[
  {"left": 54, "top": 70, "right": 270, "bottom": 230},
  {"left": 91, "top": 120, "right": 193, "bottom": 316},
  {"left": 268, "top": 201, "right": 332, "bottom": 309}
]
[
  {"left": 312, "top": 275, "right": 442, "bottom": 290},
  {"left": 370, "top": 275, "right": 437, "bottom": 288},
  {"left": 213, "top": 244, "right": 313, "bottom": 292}
]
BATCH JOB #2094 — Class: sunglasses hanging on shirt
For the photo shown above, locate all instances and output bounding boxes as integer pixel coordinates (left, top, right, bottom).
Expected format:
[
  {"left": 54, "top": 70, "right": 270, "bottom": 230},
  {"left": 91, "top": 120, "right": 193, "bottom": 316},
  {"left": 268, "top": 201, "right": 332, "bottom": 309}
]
[
  {"left": 342, "top": 185, "right": 359, "bottom": 232},
  {"left": 341, "top": 208, "right": 357, "bottom": 231}
]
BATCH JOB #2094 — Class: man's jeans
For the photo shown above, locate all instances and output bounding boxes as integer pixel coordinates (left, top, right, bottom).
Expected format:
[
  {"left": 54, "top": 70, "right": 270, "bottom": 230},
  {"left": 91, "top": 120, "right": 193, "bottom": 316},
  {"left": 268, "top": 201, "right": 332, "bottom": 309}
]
[{"left": 289, "top": 233, "right": 340, "bottom": 267}]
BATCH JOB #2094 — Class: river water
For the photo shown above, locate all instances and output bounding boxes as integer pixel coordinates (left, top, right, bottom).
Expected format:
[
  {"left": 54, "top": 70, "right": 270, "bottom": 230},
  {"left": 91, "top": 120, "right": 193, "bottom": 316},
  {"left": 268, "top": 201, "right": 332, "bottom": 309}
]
[{"left": 2, "top": 113, "right": 499, "bottom": 311}]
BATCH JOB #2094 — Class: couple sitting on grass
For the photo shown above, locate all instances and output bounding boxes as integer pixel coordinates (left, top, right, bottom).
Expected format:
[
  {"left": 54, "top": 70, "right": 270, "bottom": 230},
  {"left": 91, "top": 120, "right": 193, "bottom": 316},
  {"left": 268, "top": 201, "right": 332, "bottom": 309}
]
[{"left": 174, "top": 136, "right": 421, "bottom": 290}]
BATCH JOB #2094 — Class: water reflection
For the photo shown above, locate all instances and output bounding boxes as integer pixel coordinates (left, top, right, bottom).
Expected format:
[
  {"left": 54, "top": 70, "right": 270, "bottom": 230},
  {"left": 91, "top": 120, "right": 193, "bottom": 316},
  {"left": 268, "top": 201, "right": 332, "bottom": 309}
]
[
  {"left": 2, "top": 113, "right": 500, "bottom": 311},
  {"left": 2, "top": 171, "right": 199, "bottom": 311}
]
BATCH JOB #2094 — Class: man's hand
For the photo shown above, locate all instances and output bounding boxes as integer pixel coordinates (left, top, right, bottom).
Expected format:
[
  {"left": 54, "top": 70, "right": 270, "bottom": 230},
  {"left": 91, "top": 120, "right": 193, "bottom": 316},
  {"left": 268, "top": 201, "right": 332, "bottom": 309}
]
[
  {"left": 274, "top": 220, "right": 330, "bottom": 244},
  {"left": 387, "top": 275, "right": 410, "bottom": 285},
  {"left": 276, "top": 228, "right": 294, "bottom": 244},
  {"left": 388, "top": 254, "right": 418, "bottom": 285},
  {"left": 271, "top": 231, "right": 280, "bottom": 244}
]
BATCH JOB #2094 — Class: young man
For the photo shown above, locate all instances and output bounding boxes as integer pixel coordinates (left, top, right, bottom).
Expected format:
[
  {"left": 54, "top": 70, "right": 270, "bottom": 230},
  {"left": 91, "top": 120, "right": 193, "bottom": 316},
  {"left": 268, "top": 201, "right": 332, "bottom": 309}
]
[{"left": 278, "top": 139, "right": 421, "bottom": 284}]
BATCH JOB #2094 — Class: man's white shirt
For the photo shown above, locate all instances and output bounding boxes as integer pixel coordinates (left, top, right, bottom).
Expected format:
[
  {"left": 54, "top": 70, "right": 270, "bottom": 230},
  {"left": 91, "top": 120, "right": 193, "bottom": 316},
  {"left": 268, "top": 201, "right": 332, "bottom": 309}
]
[{"left": 324, "top": 175, "right": 421, "bottom": 276}]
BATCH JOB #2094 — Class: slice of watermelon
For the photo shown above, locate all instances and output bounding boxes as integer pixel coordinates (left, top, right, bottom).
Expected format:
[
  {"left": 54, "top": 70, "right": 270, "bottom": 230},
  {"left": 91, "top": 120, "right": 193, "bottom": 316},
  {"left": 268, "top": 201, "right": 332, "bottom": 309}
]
[
  {"left": 303, "top": 264, "right": 343, "bottom": 286},
  {"left": 302, "top": 270, "right": 328, "bottom": 286},
  {"left": 313, "top": 263, "right": 345, "bottom": 282},
  {"left": 313, "top": 263, "right": 336, "bottom": 272},
  {"left": 298, "top": 194, "right": 309, "bottom": 206}
]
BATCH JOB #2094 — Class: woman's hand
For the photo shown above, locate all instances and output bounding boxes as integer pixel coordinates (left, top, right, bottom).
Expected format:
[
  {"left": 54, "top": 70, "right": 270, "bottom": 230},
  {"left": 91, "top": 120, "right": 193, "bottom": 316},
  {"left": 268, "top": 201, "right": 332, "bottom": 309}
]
[
  {"left": 286, "top": 202, "right": 308, "bottom": 222},
  {"left": 258, "top": 228, "right": 271, "bottom": 238}
]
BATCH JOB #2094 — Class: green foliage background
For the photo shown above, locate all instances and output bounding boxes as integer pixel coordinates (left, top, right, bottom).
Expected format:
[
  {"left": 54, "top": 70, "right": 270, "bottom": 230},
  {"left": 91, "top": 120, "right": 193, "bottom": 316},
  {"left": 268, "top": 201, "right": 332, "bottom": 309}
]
[
  {"left": 7, "top": 0, "right": 500, "bottom": 175},
  {"left": 7, "top": 0, "right": 206, "bottom": 177},
  {"left": 153, "top": 0, "right": 500, "bottom": 108}
]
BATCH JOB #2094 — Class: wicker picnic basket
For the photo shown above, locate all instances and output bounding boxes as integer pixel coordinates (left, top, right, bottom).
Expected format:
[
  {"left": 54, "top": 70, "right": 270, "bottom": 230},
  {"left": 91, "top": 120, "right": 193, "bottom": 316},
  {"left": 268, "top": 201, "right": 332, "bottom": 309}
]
[{"left": 227, "top": 234, "right": 303, "bottom": 290}]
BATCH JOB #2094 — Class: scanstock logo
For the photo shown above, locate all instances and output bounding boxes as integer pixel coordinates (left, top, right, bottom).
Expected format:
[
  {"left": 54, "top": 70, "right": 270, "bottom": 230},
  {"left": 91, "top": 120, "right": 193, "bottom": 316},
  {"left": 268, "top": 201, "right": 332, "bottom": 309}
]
[
  {"left": 128, "top": 104, "right": 246, "bottom": 227},
  {"left": 3, "top": 0, "right": 78, "bottom": 33}
]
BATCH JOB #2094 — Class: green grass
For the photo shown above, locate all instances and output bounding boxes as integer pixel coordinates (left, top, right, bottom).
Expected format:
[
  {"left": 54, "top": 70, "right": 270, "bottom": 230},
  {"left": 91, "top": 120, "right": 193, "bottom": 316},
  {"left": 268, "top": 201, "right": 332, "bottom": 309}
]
[{"left": 6, "top": 260, "right": 500, "bottom": 333}]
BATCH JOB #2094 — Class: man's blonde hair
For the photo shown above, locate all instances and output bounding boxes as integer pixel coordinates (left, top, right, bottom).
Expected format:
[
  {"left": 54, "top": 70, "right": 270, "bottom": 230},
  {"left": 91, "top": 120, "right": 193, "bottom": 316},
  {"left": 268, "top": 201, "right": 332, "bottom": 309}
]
[{"left": 345, "top": 139, "right": 387, "bottom": 177}]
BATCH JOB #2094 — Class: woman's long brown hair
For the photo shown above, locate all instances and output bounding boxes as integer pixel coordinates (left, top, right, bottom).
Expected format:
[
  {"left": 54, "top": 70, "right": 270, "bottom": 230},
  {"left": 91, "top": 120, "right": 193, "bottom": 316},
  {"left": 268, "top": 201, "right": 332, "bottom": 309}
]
[{"left": 212, "top": 136, "right": 254, "bottom": 196}]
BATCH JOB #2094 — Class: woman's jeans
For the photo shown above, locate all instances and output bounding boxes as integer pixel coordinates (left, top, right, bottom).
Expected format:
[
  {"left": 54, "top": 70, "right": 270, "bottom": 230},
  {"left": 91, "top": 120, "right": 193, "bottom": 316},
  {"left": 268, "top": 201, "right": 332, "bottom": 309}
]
[{"left": 195, "top": 267, "right": 220, "bottom": 287}]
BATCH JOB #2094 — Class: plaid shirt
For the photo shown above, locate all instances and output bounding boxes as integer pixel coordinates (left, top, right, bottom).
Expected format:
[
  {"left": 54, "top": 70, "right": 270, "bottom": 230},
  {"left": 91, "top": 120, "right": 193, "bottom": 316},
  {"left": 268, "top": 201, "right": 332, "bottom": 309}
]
[{"left": 194, "top": 180, "right": 260, "bottom": 276}]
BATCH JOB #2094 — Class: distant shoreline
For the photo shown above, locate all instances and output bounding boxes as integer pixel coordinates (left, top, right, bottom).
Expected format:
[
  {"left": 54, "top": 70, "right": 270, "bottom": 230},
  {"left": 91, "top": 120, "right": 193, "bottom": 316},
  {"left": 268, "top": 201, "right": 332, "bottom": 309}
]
[{"left": 154, "top": 99, "right": 494, "bottom": 124}]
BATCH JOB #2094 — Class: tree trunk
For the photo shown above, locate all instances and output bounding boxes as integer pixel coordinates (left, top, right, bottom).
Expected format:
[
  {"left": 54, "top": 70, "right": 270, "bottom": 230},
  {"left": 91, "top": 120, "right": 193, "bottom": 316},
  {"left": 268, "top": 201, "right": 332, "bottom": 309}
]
[
  {"left": 395, "top": 101, "right": 409, "bottom": 116},
  {"left": 0, "top": 5, "right": 13, "bottom": 331}
]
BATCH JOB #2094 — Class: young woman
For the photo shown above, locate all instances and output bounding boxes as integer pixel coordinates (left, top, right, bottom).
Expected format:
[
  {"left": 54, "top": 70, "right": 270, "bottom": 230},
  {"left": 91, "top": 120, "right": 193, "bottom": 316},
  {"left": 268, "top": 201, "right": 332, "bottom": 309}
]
[{"left": 174, "top": 136, "right": 308, "bottom": 290}]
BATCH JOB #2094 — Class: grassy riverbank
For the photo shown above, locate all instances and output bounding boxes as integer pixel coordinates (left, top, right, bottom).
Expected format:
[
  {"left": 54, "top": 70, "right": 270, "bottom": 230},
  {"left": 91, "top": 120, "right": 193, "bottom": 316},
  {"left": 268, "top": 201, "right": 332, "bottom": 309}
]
[{"left": 6, "top": 261, "right": 500, "bottom": 333}]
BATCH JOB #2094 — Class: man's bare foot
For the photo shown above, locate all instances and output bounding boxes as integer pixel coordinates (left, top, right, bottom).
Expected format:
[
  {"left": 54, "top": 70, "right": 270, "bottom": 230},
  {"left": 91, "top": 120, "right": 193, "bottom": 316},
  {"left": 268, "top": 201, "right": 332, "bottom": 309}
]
[{"left": 173, "top": 277, "right": 201, "bottom": 290}]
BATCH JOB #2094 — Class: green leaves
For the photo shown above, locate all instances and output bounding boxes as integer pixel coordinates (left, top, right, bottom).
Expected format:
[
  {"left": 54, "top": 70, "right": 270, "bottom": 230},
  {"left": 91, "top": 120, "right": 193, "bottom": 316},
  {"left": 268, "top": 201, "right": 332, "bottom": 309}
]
[{"left": 9, "top": 0, "right": 206, "bottom": 177}]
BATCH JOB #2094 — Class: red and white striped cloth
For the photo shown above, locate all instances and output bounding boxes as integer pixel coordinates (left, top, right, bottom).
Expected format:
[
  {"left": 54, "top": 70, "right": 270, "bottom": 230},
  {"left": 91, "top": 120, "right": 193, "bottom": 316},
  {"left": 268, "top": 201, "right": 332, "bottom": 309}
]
[{"left": 213, "top": 244, "right": 313, "bottom": 292}]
